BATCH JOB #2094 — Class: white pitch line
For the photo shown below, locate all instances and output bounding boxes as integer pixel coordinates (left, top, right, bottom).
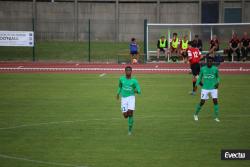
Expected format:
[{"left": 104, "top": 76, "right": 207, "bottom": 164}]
[
  {"left": 1, "top": 115, "right": 250, "bottom": 131},
  {"left": 0, "top": 67, "right": 250, "bottom": 72},
  {"left": 99, "top": 73, "right": 106, "bottom": 77},
  {"left": 0, "top": 118, "right": 121, "bottom": 130},
  {"left": 0, "top": 153, "right": 87, "bottom": 167}
]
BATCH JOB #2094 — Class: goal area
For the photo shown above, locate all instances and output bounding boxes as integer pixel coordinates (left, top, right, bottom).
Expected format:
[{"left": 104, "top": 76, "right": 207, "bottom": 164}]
[{"left": 144, "top": 23, "right": 250, "bottom": 62}]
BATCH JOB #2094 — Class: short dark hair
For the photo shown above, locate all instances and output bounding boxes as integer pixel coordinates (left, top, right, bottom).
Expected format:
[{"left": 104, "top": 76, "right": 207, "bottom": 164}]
[
  {"left": 131, "top": 38, "right": 135, "bottom": 42},
  {"left": 195, "top": 34, "right": 199, "bottom": 38},
  {"left": 207, "top": 56, "right": 214, "bottom": 61},
  {"left": 173, "top": 32, "right": 177, "bottom": 36},
  {"left": 125, "top": 66, "right": 132, "bottom": 71}
]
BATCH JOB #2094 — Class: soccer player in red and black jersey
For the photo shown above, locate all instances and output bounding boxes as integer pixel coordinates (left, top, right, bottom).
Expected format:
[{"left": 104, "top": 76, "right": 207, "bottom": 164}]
[
  {"left": 241, "top": 32, "right": 250, "bottom": 62},
  {"left": 228, "top": 32, "right": 241, "bottom": 61},
  {"left": 187, "top": 41, "right": 203, "bottom": 95},
  {"left": 208, "top": 35, "right": 219, "bottom": 57}
]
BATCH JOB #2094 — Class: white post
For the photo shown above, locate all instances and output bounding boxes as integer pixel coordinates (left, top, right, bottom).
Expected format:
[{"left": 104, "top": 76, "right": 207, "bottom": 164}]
[
  {"left": 147, "top": 24, "right": 149, "bottom": 61},
  {"left": 210, "top": 26, "right": 213, "bottom": 40}
]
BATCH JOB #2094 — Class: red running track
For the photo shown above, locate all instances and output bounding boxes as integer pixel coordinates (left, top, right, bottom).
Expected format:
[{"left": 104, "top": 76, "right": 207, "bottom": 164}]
[{"left": 0, "top": 62, "right": 250, "bottom": 74}]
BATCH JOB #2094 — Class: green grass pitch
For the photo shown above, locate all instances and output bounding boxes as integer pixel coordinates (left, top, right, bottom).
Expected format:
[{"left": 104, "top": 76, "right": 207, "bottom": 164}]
[{"left": 0, "top": 73, "right": 250, "bottom": 167}]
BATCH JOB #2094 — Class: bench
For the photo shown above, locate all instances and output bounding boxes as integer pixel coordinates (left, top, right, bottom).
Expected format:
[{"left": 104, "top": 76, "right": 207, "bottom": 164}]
[
  {"left": 148, "top": 49, "right": 239, "bottom": 62},
  {"left": 147, "top": 50, "right": 183, "bottom": 62}
]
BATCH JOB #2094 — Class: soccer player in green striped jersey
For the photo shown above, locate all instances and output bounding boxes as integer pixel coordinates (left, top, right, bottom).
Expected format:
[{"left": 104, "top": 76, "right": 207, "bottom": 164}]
[
  {"left": 117, "top": 66, "right": 141, "bottom": 135},
  {"left": 194, "top": 57, "right": 221, "bottom": 122}
]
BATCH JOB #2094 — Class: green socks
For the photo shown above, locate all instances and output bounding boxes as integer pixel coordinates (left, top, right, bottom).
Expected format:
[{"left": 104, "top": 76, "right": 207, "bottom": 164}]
[
  {"left": 195, "top": 104, "right": 202, "bottom": 115},
  {"left": 213, "top": 104, "right": 219, "bottom": 118},
  {"left": 128, "top": 116, "right": 134, "bottom": 132},
  {"left": 195, "top": 103, "right": 219, "bottom": 118}
]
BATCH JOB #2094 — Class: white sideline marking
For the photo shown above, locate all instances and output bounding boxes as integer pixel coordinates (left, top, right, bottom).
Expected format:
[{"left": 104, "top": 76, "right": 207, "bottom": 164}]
[
  {"left": 0, "top": 154, "right": 87, "bottom": 167},
  {"left": 0, "top": 115, "right": 250, "bottom": 131},
  {"left": 99, "top": 73, "right": 106, "bottom": 77},
  {"left": 0, "top": 67, "right": 250, "bottom": 72},
  {"left": 0, "top": 118, "right": 120, "bottom": 130}
]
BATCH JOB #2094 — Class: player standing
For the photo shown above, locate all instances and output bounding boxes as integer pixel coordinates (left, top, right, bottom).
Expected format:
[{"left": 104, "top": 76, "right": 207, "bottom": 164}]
[
  {"left": 187, "top": 41, "right": 203, "bottom": 95},
  {"left": 117, "top": 66, "right": 141, "bottom": 135},
  {"left": 194, "top": 57, "right": 220, "bottom": 122},
  {"left": 129, "top": 38, "right": 139, "bottom": 64}
]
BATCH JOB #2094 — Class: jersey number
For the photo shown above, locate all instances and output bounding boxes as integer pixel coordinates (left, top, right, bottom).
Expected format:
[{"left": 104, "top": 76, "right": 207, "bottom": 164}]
[{"left": 193, "top": 51, "right": 199, "bottom": 58}]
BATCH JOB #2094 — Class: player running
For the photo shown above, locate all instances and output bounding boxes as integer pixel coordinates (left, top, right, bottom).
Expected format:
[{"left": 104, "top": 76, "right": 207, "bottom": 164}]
[
  {"left": 194, "top": 57, "right": 221, "bottom": 122},
  {"left": 187, "top": 41, "right": 203, "bottom": 95},
  {"left": 117, "top": 66, "right": 141, "bottom": 135}
]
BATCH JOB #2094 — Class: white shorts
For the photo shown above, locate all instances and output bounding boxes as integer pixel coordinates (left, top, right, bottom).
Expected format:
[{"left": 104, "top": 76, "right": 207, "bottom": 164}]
[
  {"left": 201, "top": 89, "right": 218, "bottom": 100},
  {"left": 121, "top": 96, "right": 135, "bottom": 113}
]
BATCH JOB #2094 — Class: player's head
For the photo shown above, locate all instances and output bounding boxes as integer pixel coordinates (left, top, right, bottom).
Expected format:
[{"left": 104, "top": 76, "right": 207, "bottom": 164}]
[
  {"left": 173, "top": 33, "right": 177, "bottom": 38},
  {"left": 125, "top": 66, "right": 132, "bottom": 77},
  {"left": 160, "top": 36, "right": 165, "bottom": 40},
  {"left": 131, "top": 38, "right": 136, "bottom": 42},
  {"left": 207, "top": 57, "right": 214, "bottom": 68},
  {"left": 243, "top": 32, "right": 248, "bottom": 37},
  {"left": 183, "top": 35, "right": 187, "bottom": 40},
  {"left": 194, "top": 34, "right": 199, "bottom": 39},
  {"left": 212, "top": 34, "right": 217, "bottom": 40},
  {"left": 232, "top": 32, "right": 237, "bottom": 39}
]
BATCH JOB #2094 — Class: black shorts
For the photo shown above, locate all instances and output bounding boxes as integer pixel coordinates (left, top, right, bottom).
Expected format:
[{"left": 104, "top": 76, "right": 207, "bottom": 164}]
[
  {"left": 158, "top": 48, "right": 166, "bottom": 53},
  {"left": 181, "top": 50, "right": 188, "bottom": 57},
  {"left": 191, "top": 63, "right": 200, "bottom": 76}
]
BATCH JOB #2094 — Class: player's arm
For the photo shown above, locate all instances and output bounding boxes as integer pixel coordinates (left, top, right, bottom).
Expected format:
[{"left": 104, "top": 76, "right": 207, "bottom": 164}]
[
  {"left": 197, "top": 50, "right": 203, "bottom": 60},
  {"left": 240, "top": 39, "right": 243, "bottom": 48},
  {"left": 117, "top": 78, "right": 122, "bottom": 100},
  {"left": 187, "top": 50, "right": 192, "bottom": 62},
  {"left": 157, "top": 40, "right": 160, "bottom": 49},
  {"left": 229, "top": 40, "right": 233, "bottom": 50},
  {"left": 165, "top": 40, "right": 168, "bottom": 49},
  {"left": 214, "top": 68, "right": 220, "bottom": 89},
  {"left": 134, "top": 79, "right": 141, "bottom": 94},
  {"left": 199, "top": 39, "right": 203, "bottom": 51},
  {"left": 237, "top": 40, "right": 240, "bottom": 50},
  {"left": 195, "top": 69, "right": 203, "bottom": 87}
]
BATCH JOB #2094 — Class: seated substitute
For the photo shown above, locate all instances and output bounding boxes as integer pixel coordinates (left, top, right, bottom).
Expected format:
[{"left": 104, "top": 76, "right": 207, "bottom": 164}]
[
  {"left": 240, "top": 32, "right": 250, "bottom": 62},
  {"left": 129, "top": 38, "right": 139, "bottom": 64},
  {"left": 157, "top": 36, "right": 168, "bottom": 61},
  {"left": 208, "top": 35, "right": 219, "bottom": 57},
  {"left": 192, "top": 34, "right": 203, "bottom": 52},
  {"left": 179, "top": 35, "right": 189, "bottom": 63},
  {"left": 170, "top": 32, "right": 180, "bottom": 62},
  {"left": 228, "top": 32, "right": 241, "bottom": 61}
]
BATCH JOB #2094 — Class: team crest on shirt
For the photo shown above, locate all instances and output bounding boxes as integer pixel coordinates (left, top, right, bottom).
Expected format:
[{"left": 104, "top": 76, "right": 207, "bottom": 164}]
[{"left": 204, "top": 74, "right": 215, "bottom": 79}]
